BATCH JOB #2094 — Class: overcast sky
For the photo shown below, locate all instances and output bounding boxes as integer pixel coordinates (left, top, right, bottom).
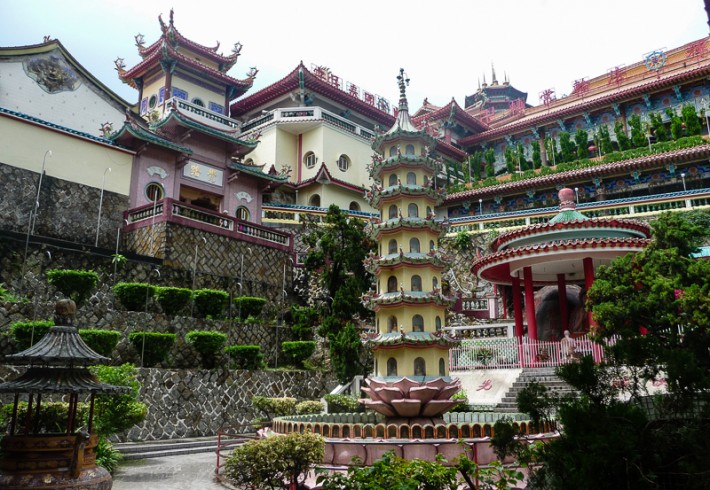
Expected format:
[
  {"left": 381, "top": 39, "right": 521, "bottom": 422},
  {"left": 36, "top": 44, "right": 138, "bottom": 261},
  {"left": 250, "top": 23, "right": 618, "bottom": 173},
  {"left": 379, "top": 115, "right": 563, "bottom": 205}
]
[{"left": 2, "top": 0, "right": 707, "bottom": 112}]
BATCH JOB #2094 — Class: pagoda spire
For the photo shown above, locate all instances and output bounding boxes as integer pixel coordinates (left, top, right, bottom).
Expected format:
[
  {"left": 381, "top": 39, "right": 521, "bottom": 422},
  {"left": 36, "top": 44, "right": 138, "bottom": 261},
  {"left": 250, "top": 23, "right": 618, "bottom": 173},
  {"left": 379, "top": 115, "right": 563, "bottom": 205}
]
[
  {"left": 491, "top": 63, "right": 498, "bottom": 86},
  {"left": 385, "top": 68, "right": 418, "bottom": 134}
]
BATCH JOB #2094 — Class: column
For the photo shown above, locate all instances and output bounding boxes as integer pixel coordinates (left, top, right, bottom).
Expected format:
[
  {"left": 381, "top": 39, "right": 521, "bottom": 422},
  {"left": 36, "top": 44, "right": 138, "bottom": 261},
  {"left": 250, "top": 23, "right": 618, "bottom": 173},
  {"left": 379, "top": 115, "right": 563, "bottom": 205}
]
[
  {"left": 512, "top": 276, "right": 524, "bottom": 337},
  {"left": 557, "top": 273, "right": 569, "bottom": 336},
  {"left": 523, "top": 266, "right": 537, "bottom": 340},
  {"left": 583, "top": 257, "right": 601, "bottom": 363}
]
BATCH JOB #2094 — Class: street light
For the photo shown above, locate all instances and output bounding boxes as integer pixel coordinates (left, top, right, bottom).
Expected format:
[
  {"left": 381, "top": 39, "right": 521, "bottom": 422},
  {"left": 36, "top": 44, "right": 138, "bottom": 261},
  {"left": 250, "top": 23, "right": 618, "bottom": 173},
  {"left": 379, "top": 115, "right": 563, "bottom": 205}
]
[
  {"left": 478, "top": 198, "right": 483, "bottom": 215},
  {"left": 681, "top": 172, "right": 686, "bottom": 192},
  {"left": 277, "top": 256, "right": 294, "bottom": 368},
  {"left": 21, "top": 150, "right": 52, "bottom": 294},
  {"left": 574, "top": 187, "right": 579, "bottom": 204},
  {"left": 190, "top": 236, "right": 207, "bottom": 317},
  {"left": 31, "top": 150, "right": 53, "bottom": 235},
  {"left": 95, "top": 167, "right": 111, "bottom": 247}
]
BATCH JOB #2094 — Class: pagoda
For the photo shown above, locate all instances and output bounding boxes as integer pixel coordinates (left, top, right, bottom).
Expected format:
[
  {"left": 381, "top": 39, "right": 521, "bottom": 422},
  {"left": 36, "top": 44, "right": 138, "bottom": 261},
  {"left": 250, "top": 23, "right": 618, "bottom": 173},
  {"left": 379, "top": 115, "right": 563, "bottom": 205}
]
[{"left": 360, "top": 70, "right": 460, "bottom": 419}]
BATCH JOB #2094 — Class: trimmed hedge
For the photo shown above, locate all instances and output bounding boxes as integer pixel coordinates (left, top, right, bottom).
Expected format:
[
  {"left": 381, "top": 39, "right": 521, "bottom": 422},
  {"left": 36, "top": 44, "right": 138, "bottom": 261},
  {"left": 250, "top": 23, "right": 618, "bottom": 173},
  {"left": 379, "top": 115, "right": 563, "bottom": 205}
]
[
  {"left": 233, "top": 296, "right": 267, "bottom": 320},
  {"left": 47, "top": 269, "right": 98, "bottom": 306},
  {"left": 114, "top": 283, "right": 155, "bottom": 311},
  {"left": 186, "top": 330, "right": 227, "bottom": 369},
  {"left": 224, "top": 345, "right": 263, "bottom": 370},
  {"left": 10, "top": 320, "right": 54, "bottom": 351},
  {"left": 281, "top": 341, "right": 316, "bottom": 368},
  {"left": 79, "top": 329, "right": 121, "bottom": 357},
  {"left": 251, "top": 396, "right": 297, "bottom": 419},
  {"left": 323, "top": 394, "right": 363, "bottom": 413},
  {"left": 128, "top": 332, "right": 176, "bottom": 367},
  {"left": 155, "top": 287, "right": 192, "bottom": 316},
  {"left": 295, "top": 400, "right": 324, "bottom": 415},
  {"left": 0, "top": 401, "right": 89, "bottom": 434},
  {"left": 193, "top": 289, "right": 228, "bottom": 318}
]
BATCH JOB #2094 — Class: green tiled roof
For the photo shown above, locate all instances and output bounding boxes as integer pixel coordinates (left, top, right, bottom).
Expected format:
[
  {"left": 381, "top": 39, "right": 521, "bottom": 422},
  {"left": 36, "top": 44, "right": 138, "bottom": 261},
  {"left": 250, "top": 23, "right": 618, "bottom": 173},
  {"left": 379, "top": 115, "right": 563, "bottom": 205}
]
[
  {"left": 548, "top": 209, "right": 589, "bottom": 224},
  {"left": 110, "top": 121, "right": 193, "bottom": 154},
  {"left": 227, "top": 161, "right": 288, "bottom": 183},
  {"left": 153, "top": 110, "right": 258, "bottom": 148}
]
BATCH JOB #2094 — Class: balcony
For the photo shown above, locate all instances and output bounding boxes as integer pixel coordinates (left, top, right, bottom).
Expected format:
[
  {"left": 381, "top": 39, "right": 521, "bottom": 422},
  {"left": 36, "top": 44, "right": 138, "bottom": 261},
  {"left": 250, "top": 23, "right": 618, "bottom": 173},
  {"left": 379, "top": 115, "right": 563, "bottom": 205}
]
[
  {"left": 262, "top": 202, "right": 378, "bottom": 225},
  {"left": 169, "top": 98, "right": 241, "bottom": 129}
]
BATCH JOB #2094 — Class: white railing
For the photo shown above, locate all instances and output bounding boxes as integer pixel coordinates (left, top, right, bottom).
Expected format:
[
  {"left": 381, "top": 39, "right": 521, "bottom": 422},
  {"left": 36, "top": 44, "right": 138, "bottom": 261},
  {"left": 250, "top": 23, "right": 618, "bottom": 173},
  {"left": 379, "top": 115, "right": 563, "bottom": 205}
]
[
  {"left": 450, "top": 335, "right": 614, "bottom": 370},
  {"left": 242, "top": 106, "right": 376, "bottom": 140},
  {"left": 170, "top": 98, "right": 240, "bottom": 129}
]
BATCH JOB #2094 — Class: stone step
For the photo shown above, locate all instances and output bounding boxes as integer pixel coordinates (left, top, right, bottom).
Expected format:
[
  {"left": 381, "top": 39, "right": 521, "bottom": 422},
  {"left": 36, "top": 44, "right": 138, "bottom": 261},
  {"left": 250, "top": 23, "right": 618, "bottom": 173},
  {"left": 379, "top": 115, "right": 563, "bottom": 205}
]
[{"left": 115, "top": 435, "right": 253, "bottom": 460}]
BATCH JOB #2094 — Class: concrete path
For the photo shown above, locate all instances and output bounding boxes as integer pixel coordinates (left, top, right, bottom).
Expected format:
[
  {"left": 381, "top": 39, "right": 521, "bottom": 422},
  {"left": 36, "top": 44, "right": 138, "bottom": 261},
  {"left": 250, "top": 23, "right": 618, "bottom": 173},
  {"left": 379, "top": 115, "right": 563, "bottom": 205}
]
[{"left": 112, "top": 451, "right": 226, "bottom": 490}]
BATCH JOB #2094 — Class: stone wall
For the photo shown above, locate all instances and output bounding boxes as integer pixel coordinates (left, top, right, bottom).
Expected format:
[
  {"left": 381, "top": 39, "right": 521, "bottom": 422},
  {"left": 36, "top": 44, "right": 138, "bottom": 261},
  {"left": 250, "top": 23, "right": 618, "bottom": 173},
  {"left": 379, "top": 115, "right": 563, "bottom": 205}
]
[{"left": 0, "top": 364, "right": 336, "bottom": 441}]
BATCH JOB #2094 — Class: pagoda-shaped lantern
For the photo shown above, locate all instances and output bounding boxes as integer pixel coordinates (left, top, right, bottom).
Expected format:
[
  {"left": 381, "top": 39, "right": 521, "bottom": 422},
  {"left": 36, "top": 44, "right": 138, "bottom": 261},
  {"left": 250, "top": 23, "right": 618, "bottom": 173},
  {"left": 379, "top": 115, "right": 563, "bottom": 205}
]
[
  {"left": 360, "top": 70, "right": 460, "bottom": 419},
  {"left": 0, "top": 299, "right": 128, "bottom": 490}
]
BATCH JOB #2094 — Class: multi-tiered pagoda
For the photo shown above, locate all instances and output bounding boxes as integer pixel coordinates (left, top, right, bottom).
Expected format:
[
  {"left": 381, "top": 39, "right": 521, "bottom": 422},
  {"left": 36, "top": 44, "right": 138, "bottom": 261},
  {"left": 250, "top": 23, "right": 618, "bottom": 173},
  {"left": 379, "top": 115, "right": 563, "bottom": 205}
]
[{"left": 360, "top": 70, "right": 459, "bottom": 419}]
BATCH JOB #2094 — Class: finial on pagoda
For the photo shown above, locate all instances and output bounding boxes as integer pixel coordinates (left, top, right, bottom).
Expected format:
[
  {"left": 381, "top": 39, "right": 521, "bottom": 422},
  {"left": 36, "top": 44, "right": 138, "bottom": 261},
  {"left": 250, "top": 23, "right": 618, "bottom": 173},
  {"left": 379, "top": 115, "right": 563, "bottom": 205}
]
[
  {"left": 558, "top": 188, "right": 576, "bottom": 210},
  {"left": 114, "top": 57, "right": 126, "bottom": 74},
  {"left": 169, "top": 8, "right": 175, "bottom": 25},
  {"left": 482, "top": 73, "right": 487, "bottom": 88},
  {"left": 134, "top": 33, "right": 145, "bottom": 48},
  {"left": 232, "top": 42, "right": 243, "bottom": 56},
  {"left": 397, "top": 68, "right": 410, "bottom": 111},
  {"left": 491, "top": 63, "right": 498, "bottom": 86},
  {"left": 54, "top": 298, "right": 77, "bottom": 326}
]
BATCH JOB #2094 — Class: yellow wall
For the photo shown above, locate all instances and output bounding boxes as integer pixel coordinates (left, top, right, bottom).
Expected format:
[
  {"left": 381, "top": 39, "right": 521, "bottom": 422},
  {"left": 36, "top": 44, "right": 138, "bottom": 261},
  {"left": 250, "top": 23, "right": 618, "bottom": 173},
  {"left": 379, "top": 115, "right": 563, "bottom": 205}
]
[
  {"left": 377, "top": 229, "right": 440, "bottom": 256},
  {"left": 375, "top": 304, "right": 446, "bottom": 334},
  {"left": 374, "top": 346, "right": 449, "bottom": 377},
  {"left": 0, "top": 116, "right": 133, "bottom": 195}
]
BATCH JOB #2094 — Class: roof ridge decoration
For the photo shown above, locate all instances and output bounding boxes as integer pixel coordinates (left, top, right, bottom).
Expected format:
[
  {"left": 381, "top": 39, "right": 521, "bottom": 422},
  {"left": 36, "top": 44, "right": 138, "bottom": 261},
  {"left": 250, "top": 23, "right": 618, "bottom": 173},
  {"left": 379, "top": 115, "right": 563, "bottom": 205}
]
[{"left": 384, "top": 68, "right": 419, "bottom": 135}]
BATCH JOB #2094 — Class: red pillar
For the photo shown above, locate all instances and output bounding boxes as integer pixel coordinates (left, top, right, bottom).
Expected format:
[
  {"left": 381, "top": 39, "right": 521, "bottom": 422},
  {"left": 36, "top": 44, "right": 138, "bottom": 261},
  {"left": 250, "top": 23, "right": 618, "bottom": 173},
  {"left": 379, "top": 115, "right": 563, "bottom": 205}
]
[
  {"left": 583, "top": 257, "right": 601, "bottom": 362},
  {"left": 523, "top": 266, "right": 538, "bottom": 340},
  {"left": 557, "top": 273, "right": 569, "bottom": 336},
  {"left": 512, "top": 276, "right": 524, "bottom": 337}
]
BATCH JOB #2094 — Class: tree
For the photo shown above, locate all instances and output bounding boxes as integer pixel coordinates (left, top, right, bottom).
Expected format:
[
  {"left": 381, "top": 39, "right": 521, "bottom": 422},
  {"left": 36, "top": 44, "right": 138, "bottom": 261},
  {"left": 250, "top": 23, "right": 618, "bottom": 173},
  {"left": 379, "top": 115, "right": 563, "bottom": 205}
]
[
  {"left": 484, "top": 148, "right": 496, "bottom": 177},
  {"left": 558, "top": 132, "right": 575, "bottom": 162},
  {"left": 504, "top": 146, "right": 515, "bottom": 174},
  {"left": 614, "top": 120, "right": 631, "bottom": 151},
  {"left": 469, "top": 152, "right": 482, "bottom": 181},
  {"left": 627, "top": 114, "right": 647, "bottom": 148},
  {"left": 682, "top": 104, "right": 702, "bottom": 136},
  {"left": 648, "top": 112, "right": 668, "bottom": 142},
  {"left": 598, "top": 125, "right": 613, "bottom": 155},
  {"left": 574, "top": 129, "right": 589, "bottom": 160},
  {"left": 666, "top": 107, "right": 684, "bottom": 140},
  {"left": 531, "top": 140, "right": 542, "bottom": 169},
  {"left": 329, "top": 322, "right": 368, "bottom": 384}
]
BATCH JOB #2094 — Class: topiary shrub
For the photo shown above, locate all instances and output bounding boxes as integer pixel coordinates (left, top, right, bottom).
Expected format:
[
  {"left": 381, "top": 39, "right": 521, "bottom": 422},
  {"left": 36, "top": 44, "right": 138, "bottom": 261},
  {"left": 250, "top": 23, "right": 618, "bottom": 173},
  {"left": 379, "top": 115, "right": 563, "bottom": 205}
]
[
  {"left": 233, "top": 296, "right": 267, "bottom": 320},
  {"left": 10, "top": 320, "right": 54, "bottom": 351},
  {"left": 290, "top": 305, "right": 318, "bottom": 340},
  {"left": 251, "top": 396, "right": 298, "bottom": 420},
  {"left": 46, "top": 269, "right": 98, "bottom": 306},
  {"left": 128, "top": 332, "right": 175, "bottom": 367},
  {"left": 225, "top": 431, "right": 324, "bottom": 489},
  {"left": 90, "top": 363, "right": 148, "bottom": 436},
  {"left": 113, "top": 282, "right": 155, "bottom": 311},
  {"left": 224, "top": 345, "right": 264, "bottom": 370},
  {"left": 0, "top": 401, "right": 89, "bottom": 434},
  {"left": 154, "top": 287, "right": 192, "bottom": 316},
  {"left": 186, "top": 330, "right": 227, "bottom": 369},
  {"left": 79, "top": 329, "right": 121, "bottom": 358},
  {"left": 295, "top": 400, "right": 324, "bottom": 415},
  {"left": 193, "top": 288, "right": 228, "bottom": 318},
  {"left": 281, "top": 341, "right": 316, "bottom": 368},
  {"left": 323, "top": 394, "right": 363, "bottom": 413}
]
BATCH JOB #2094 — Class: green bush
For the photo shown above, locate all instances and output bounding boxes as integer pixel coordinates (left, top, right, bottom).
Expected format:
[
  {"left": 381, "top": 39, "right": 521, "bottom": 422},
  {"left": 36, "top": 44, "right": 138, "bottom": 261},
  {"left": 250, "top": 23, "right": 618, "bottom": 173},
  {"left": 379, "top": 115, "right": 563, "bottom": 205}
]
[
  {"left": 128, "top": 332, "right": 175, "bottom": 367},
  {"left": 251, "top": 396, "right": 298, "bottom": 420},
  {"left": 46, "top": 269, "right": 98, "bottom": 306},
  {"left": 78, "top": 329, "right": 121, "bottom": 358},
  {"left": 281, "top": 341, "right": 316, "bottom": 368},
  {"left": 154, "top": 287, "right": 192, "bottom": 316},
  {"left": 225, "top": 431, "right": 324, "bottom": 489},
  {"left": 323, "top": 394, "right": 362, "bottom": 413},
  {"left": 193, "top": 288, "right": 228, "bottom": 318},
  {"left": 90, "top": 363, "right": 148, "bottom": 436},
  {"left": 113, "top": 282, "right": 155, "bottom": 311},
  {"left": 10, "top": 320, "right": 54, "bottom": 351},
  {"left": 186, "top": 330, "right": 227, "bottom": 368},
  {"left": 0, "top": 401, "right": 88, "bottom": 434},
  {"left": 224, "top": 345, "right": 263, "bottom": 370},
  {"left": 233, "top": 296, "right": 267, "bottom": 320},
  {"left": 295, "top": 400, "right": 324, "bottom": 415},
  {"left": 95, "top": 437, "right": 122, "bottom": 474}
]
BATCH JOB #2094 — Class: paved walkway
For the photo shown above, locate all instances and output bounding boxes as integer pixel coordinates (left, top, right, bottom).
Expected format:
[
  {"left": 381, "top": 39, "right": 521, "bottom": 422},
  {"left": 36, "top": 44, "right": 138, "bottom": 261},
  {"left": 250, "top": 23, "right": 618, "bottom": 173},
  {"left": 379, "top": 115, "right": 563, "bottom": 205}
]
[{"left": 112, "top": 452, "right": 226, "bottom": 490}]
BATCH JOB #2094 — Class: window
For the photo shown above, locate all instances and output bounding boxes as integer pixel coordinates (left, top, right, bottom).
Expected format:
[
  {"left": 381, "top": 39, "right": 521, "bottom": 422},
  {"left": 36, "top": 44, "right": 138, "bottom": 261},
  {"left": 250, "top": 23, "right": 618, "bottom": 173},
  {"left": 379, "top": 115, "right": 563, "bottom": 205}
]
[
  {"left": 423, "top": 175, "right": 429, "bottom": 186},
  {"left": 309, "top": 194, "right": 321, "bottom": 207},
  {"left": 208, "top": 102, "right": 224, "bottom": 114},
  {"left": 304, "top": 151, "right": 317, "bottom": 169},
  {"left": 406, "top": 172, "right": 416, "bottom": 185},
  {"left": 426, "top": 206, "right": 432, "bottom": 217},
  {"left": 387, "top": 276, "right": 398, "bottom": 293},
  {"left": 388, "top": 205, "right": 398, "bottom": 219},
  {"left": 433, "top": 277, "right": 438, "bottom": 290},
  {"left": 388, "top": 239, "right": 398, "bottom": 254},
  {"left": 414, "top": 357, "right": 426, "bottom": 376},
  {"left": 407, "top": 203, "right": 419, "bottom": 218},
  {"left": 411, "top": 275, "right": 422, "bottom": 292},
  {"left": 439, "top": 358, "right": 446, "bottom": 376},
  {"left": 435, "top": 316, "right": 442, "bottom": 331},
  {"left": 387, "top": 358, "right": 398, "bottom": 376},
  {"left": 244, "top": 158, "right": 254, "bottom": 166},
  {"left": 192, "top": 98, "right": 204, "bottom": 107},
  {"left": 405, "top": 144, "right": 415, "bottom": 155},
  {"left": 172, "top": 87, "right": 188, "bottom": 100},
  {"left": 388, "top": 316, "right": 398, "bottom": 333},
  {"left": 389, "top": 174, "right": 398, "bottom": 186},
  {"left": 349, "top": 201, "right": 360, "bottom": 211},
  {"left": 140, "top": 98, "right": 148, "bottom": 115},
  {"left": 148, "top": 95, "right": 157, "bottom": 109},
  {"left": 389, "top": 146, "right": 397, "bottom": 157},
  {"left": 337, "top": 154, "right": 350, "bottom": 172},
  {"left": 236, "top": 206, "right": 250, "bottom": 221},
  {"left": 145, "top": 182, "right": 164, "bottom": 202},
  {"left": 158, "top": 87, "right": 166, "bottom": 104},
  {"left": 412, "top": 314, "right": 424, "bottom": 331},
  {"left": 409, "top": 238, "right": 420, "bottom": 253},
  {"left": 429, "top": 240, "right": 435, "bottom": 252}
]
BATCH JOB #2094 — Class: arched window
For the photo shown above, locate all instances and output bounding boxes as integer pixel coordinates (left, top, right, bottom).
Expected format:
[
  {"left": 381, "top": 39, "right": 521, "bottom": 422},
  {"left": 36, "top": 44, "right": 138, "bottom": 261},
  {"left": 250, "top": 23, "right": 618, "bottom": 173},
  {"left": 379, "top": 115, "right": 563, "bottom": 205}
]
[
  {"left": 387, "top": 358, "right": 398, "bottom": 376},
  {"left": 388, "top": 205, "right": 398, "bottom": 219},
  {"left": 429, "top": 240, "right": 435, "bottom": 252},
  {"left": 389, "top": 174, "right": 398, "bottom": 186},
  {"left": 407, "top": 203, "right": 419, "bottom": 218},
  {"left": 435, "top": 316, "right": 442, "bottom": 331},
  {"left": 192, "top": 97, "right": 204, "bottom": 107},
  {"left": 433, "top": 277, "right": 438, "bottom": 290},
  {"left": 244, "top": 158, "right": 254, "bottom": 166},
  {"left": 423, "top": 175, "right": 429, "bottom": 186},
  {"left": 406, "top": 172, "right": 416, "bottom": 185},
  {"left": 388, "top": 239, "right": 398, "bottom": 255},
  {"left": 412, "top": 314, "right": 424, "bottom": 331},
  {"left": 236, "top": 206, "right": 250, "bottom": 221},
  {"left": 309, "top": 194, "right": 321, "bottom": 207},
  {"left": 388, "top": 316, "right": 398, "bottom": 333},
  {"left": 405, "top": 144, "right": 415, "bottom": 155},
  {"left": 411, "top": 275, "right": 422, "bottom": 292},
  {"left": 304, "top": 151, "right": 317, "bottom": 169},
  {"left": 409, "top": 237, "right": 420, "bottom": 253},
  {"left": 387, "top": 276, "right": 398, "bottom": 293},
  {"left": 414, "top": 357, "right": 426, "bottom": 376},
  {"left": 349, "top": 201, "right": 360, "bottom": 211},
  {"left": 439, "top": 358, "right": 446, "bottom": 376},
  {"left": 426, "top": 206, "right": 432, "bottom": 217},
  {"left": 389, "top": 146, "right": 398, "bottom": 157},
  {"left": 145, "top": 182, "right": 164, "bottom": 202},
  {"left": 338, "top": 154, "right": 350, "bottom": 172}
]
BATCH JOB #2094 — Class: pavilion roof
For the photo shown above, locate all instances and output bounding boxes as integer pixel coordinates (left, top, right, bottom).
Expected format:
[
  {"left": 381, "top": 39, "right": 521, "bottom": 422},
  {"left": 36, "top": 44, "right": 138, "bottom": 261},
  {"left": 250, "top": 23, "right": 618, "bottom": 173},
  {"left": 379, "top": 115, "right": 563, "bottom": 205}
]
[
  {"left": 290, "top": 162, "right": 366, "bottom": 193},
  {"left": 412, "top": 97, "right": 489, "bottom": 133},
  {"left": 5, "top": 326, "right": 109, "bottom": 367},
  {"left": 110, "top": 114, "right": 193, "bottom": 154},
  {"left": 0, "top": 367, "right": 128, "bottom": 395},
  {"left": 362, "top": 331, "right": 458, "bottom": 348}
]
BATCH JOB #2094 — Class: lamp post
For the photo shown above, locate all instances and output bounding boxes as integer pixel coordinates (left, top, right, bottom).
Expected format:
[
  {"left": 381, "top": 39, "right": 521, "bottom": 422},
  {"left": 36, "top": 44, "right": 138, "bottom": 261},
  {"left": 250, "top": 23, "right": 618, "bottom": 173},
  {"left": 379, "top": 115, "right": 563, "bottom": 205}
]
[
  {"left": 574, "top": 187, "right": 579, "bottom": 204},
  {"left": 21, "top": 150, "right": 52, "bottom": 294},
  {"left": 478, "top": 198, "right": 483, "bottom": 215},
  {"left": 95, "top": 167, "right": 111, "bottom": 247},
  {"left": 702, "top": 98, "right": 710, "bottom": 136},
  {"left": 681, "top": 172, "right": 686, "bottom": 192},
  {"left": 238, "top": 247, "right": 252, "bottom": 321},
  {"left": 30, "top": 150, "right": 53, "bottom": 235},
  {"left": 277, "top": 256, "right": 294, "bottom": 368},
  {"left": 190, "top": 236, "right": 207, "bottom": 317}
]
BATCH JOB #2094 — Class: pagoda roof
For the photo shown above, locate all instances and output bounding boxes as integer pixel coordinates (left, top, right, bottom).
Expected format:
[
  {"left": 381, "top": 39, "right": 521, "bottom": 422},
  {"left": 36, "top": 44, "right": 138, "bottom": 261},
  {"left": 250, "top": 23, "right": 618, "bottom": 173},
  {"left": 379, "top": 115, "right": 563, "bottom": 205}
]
[
  {"left": 412, "top": 97, "right": 489, "bottom": 133},
  {"left": 369, "top": 216, "right": 447, "bottom": 239},
  {"left": 363, "top": 251, "right": 449, "bottom": 274},
  {"left": 362, "top": 331, "right": 458, "bottom": 348},
  {"left": 0, "top": 367, "right": 128, "bottom": 395},
  {"left": 230, "top": 63, "right": 396, "bottom": 127},
  {"left": 361, "top": 290, "right": 456, "bottom": 310},
  {"left": 445, "top": 143, "right": 710, "bottom": 204},
  {"left": 5, "top": 326, "right": 109, "bottom": 367},
  {"left": 411, "top": 98, "right": 442, "bottom": 118},
  {"left": 370, "top": 184, "right": 443, "bottom": 208},
  {"left": 459, "top": 37, "right": 710, "bottom": 146},
  {"left": 110, "top": 113, "right": 193, "bottom": 154},
  {"left": 227, "top": 160, "right": 289, "bottom": 183},
  {"left": 290, "top": 162, "right": 366, "bottom": 193}
]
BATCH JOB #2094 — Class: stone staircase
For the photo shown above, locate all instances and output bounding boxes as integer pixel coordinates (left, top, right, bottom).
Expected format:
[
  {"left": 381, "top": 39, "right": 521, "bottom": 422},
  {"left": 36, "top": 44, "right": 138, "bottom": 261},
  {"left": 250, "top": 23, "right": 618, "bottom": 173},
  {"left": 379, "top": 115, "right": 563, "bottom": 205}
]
[
  {"left": 495, "top": 367, "right": 576, "bottom": 413},
  {"left": 115, "top": 436, "right": 224, "bottom": 460}
]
